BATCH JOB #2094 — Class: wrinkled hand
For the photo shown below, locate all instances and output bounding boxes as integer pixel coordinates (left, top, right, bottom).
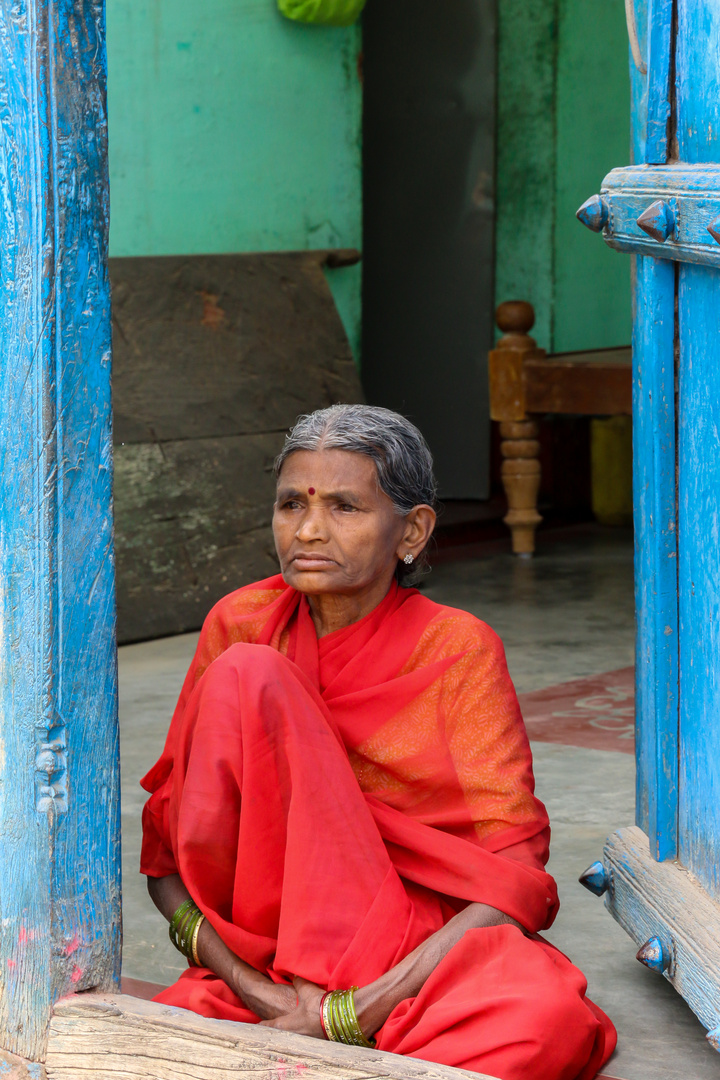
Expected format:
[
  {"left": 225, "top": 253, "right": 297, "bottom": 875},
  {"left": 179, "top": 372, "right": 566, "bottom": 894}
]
[
  {"left": 232, "top": 970, "right": 298, "bottom": 1021},
  {"left": 259, "top": 976, "right": 325, "bottom": 1039}
]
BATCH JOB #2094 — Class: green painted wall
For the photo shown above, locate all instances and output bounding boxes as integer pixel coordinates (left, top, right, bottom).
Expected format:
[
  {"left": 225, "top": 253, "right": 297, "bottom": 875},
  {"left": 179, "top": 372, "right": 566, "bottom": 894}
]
[
  {"left": 495, "top": 0, "right": 557, "bottom": 350},
  {"left": 553, "top": 0, "right": 631, "bottom": 352},
  {"left": 105, "top": 0, "right": 363, "bottom": 358},
  {"left": 496, "top": 0, "right": 632, "bottom": 353}
]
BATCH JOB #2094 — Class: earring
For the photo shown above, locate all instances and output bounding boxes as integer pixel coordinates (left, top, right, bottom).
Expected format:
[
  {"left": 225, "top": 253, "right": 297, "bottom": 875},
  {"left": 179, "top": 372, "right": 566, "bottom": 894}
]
[{"left": 403, "top": 553, "right": 415, "bottom": 565}]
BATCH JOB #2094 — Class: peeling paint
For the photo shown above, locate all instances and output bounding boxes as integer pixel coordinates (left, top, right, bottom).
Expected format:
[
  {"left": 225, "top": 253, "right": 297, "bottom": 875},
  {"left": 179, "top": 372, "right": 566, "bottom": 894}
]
[
  {"left": 0, "top": 0, "right": 121, "bottom": 1059},
  {"left": 65, "top": 934, "right": 80, "bottom": 956}
]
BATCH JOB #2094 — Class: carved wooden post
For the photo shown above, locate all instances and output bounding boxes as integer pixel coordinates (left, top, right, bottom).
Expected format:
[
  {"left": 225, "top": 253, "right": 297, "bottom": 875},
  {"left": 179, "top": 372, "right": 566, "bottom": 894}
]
[
  {"left": 499, "top": 419, "right": 542, "bottom": 556},
  {"left": 0, "top": 0, "right": 120, "bottom": 1062},
  {"left": 488, "top": 302, "right": 544, "bottom": 556}
]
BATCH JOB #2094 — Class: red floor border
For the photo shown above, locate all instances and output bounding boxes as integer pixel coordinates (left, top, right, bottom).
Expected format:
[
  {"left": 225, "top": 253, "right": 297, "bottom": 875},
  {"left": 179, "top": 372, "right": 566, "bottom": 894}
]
[{"left": 518, "top": 667, "right": 634, "bottom": 754}]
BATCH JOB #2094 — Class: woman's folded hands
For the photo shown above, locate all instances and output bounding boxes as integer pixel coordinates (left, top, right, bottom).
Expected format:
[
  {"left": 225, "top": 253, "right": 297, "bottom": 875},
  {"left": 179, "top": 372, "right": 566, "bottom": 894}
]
[
  {"left": 258, "top": 975, "right": 390, "bottom": 1042},
  {"left": 259, "top": 900, "right": 525, "bottom": 1043},
  {"left": 149, "top": 875, "right": 521, "bottom": 1045},
  {"left": 258, "top": 976, "right": 327, "bottom": 1037}
]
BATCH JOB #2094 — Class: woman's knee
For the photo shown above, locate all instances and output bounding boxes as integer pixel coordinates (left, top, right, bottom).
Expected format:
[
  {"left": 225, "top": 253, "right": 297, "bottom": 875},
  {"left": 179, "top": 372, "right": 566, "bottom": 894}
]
[
  {"left": 504, "top": 979, "right": 601, "bottom": 1080},
  {"left": 212, "top": 643, "right": 309, "bottom": 694},
  {"left": 198, "top": 643, "right": 333, "bottom": 743}
]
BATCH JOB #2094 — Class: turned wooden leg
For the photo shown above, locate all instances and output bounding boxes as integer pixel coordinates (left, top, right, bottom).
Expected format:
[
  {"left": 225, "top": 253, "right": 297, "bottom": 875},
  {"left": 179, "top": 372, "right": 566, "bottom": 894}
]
[{"left": 500, "top": 420, "right": 542, "bottom": 556}]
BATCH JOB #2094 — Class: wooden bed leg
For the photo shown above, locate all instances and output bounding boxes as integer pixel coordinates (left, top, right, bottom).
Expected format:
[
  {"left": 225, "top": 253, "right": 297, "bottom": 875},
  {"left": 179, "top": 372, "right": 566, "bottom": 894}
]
[
  {"left": 499, "top": 420, "right": 542, "bottom": 556},
  {"left": 488, "top": 301, "right": 545, "bottom": 557}
]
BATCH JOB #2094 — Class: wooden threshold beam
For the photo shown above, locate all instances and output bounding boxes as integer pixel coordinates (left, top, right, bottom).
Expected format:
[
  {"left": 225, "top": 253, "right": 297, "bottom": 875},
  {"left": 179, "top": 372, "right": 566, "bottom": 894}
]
[
  {"left": 603, "top": 826, "right": 720, "bottom": 1041},
  {"left": 45, "top": 993, "right": 500, "bottom": 1080}
]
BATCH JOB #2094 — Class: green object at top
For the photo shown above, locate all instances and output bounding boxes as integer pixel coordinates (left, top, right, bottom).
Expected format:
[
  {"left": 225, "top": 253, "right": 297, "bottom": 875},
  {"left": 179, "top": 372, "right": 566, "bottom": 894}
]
[{"left": 278, "top": 0, "right": 366, "bottom": 26}]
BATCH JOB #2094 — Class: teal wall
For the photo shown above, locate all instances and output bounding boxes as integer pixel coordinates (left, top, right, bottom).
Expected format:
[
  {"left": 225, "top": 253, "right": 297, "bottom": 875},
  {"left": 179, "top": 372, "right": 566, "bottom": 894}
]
[
  {"left": 496, "top": 0, "right": 632, "bottom": 353},
  {"left": 553, "top": 0, "right": 631, "bottom": 352},
  {"left": 105, "top": 0, "right": 363, "bottom": 358}
]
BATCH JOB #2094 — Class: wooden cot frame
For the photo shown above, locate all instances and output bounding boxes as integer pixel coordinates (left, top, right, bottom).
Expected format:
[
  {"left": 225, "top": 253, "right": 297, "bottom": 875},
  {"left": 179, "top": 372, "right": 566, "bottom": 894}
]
[{"left": 488, "top": 301, "right": 632, "bottom": 555}]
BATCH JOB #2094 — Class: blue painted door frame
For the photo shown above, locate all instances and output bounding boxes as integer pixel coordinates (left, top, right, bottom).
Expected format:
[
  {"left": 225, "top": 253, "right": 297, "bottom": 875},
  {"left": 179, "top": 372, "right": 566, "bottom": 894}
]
[
  {"left": 580, "top": 0, "right": 720, "bottom": 875},
  {"left": 578, "top": 0, "right": 720, "bottom": 1035},
  {"left": 0, "top": 0, "right": 120, "bottom": 1061},
  {"left": 627, "top": 0, "right": 679, "bottom": 865}
]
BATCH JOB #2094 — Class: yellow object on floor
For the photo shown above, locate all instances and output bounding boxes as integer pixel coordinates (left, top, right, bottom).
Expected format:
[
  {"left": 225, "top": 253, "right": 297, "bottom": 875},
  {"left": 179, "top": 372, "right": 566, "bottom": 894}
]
[
  {"left": 278, "top": 0, "right": 366, "bottom": 25},
  {"left": 591, "top": 415, "right": 633, "bottom": 527}
]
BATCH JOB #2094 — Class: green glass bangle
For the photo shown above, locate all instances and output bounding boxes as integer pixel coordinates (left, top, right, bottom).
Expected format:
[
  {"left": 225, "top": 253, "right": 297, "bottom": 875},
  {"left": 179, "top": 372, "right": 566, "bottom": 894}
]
[
  {"left": 345, "top": 987, "right": 375, "bottom": 1049},
  {"left": 338, "top": 990, "right": 357, "bottom": 1043},
  {"left": 180, "top": 910, "right": 201, "bottom": 956},
  {"left": 328, "top": 991, "right": 345, "bottom": 1042},
  {"left": 327, "top": 992, "right": 341, "bottom": 1040},
  {"left": 324, "top": 988, "right": 374, "bottom": 1048},
  {"left": 332, "top": 991, "right": 354, "bottom": 1044},
  {"left": 175, "top": 908, "right": 193, "bottom": 943},
  {"left": 169, "top": 898, "right": 194, "bottom": 934},
  {"left": 169, "top": 899, "right": 203, "bottom": 960},
  {"left": 168, "top": 899, "right": 195, "bottom": 953},
  {"left": 174, "top": 908, "right": 197, "bottom": 952},
  {"left": 321, "top": 992, "right": 338, "bottom": 1041}
]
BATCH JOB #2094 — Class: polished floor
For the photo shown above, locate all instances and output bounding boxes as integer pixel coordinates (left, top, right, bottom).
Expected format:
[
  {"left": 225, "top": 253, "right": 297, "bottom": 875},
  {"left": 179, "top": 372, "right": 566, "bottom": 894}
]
[{"left": 118, "top": 527, "right": 720, "bottom": 1080}]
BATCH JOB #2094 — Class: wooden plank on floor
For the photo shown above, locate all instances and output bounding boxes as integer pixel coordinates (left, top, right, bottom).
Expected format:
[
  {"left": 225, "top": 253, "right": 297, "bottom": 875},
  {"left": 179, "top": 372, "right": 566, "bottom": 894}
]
[
  {"left": 46, "top": 994, "right": 499, "bottom": 1080},
  {"left": 603, "top": 826, "right": 720, "bottom": 1037}
]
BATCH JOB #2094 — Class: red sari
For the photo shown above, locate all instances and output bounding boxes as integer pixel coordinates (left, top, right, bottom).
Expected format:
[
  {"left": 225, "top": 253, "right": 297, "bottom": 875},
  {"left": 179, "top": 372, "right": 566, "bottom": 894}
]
[{"left": 141, "top": 576, "right": 616, "bottom": 1080}]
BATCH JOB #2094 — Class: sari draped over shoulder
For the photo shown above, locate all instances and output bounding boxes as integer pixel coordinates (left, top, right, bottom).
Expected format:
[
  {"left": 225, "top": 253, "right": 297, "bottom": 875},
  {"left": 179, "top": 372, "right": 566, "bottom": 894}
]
[{"left": 141, "top": 576, "right": 615, "bottom": 1080}]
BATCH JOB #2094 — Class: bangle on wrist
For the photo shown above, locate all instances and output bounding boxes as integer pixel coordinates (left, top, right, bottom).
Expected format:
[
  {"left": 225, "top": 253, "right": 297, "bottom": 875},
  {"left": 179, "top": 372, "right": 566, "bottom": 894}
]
[
  {"left": 319, "top": 992, "right": 332, "bottom": 1040},
  {"left": 318, "top": 987, "right": 375, "bottom": 1048},
  {"left": 169, "top": 899, "right": 205, "bottom": 966},
  {"left": 190, "top": 912, "right": 205, "bottom": 966}
]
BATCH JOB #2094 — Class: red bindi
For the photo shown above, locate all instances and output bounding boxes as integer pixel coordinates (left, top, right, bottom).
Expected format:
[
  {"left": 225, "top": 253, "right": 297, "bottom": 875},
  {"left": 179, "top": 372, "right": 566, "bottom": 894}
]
[{"left": 308, "top": 487, "right": 315, "bottom": 495}]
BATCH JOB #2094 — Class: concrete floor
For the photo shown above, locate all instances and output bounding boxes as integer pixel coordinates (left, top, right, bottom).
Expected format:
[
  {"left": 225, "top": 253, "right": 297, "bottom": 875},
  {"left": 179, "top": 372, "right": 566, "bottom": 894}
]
[{"left": 118, "top": 528, "right": 720, "bottom": 1079}]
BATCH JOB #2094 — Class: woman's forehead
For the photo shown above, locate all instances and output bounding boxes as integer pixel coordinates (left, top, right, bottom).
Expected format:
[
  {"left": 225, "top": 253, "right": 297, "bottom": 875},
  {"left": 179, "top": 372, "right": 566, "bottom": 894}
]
[{"left": 278, "top": 448, "right": 378, "bottom": 488}]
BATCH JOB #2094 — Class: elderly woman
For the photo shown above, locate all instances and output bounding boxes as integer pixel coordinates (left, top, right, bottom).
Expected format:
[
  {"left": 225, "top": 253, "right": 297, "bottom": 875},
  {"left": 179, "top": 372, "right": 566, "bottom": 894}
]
[{"left": 141, "top": 404, "right": 615, "bottom": 1080}]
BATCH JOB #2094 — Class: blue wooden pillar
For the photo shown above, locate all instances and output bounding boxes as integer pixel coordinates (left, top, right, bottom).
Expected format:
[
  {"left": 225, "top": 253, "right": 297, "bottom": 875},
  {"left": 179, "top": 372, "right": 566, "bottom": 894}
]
[
  {"left": 577, "top": 0, "right": 720, "bottom": 1045},
  {"left": 0, "top": 0, "right": 120, "bottom": 1061}
]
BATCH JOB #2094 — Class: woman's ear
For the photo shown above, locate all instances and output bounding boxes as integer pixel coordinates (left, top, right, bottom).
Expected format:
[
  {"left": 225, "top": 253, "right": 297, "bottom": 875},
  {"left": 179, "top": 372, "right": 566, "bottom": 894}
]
[{"left": 398, "top": 505, "right": 436, "bottom": 560}]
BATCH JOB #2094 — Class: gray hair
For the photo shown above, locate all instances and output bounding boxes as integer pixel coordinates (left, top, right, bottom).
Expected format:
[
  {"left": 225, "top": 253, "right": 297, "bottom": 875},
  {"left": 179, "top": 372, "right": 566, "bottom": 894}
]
[{"left": 274, "top": 404, "right": 437, "bottom": 581}]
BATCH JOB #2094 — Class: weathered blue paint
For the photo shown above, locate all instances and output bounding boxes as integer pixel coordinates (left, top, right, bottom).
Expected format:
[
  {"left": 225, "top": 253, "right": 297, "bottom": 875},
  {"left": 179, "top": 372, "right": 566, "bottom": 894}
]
[
  {"left": 0, "top": 0, "right": 120, "bottom": 1061},
  {"left": 594, "top": 164, "right": 720, "bottom": 267},
  {"left": 676, "top": 0, "right": 720, "bottom": 166},
  {"left": 580, "top": 0, "right": 720, "bottom": 1040},
  {"left": 632, "top": 255, "right": 678, "bottom": 860},
  {"left": 575, "top": 195, "right": 608, "bottom": 233},
  {"left": 604, "top": 828, "right": 720, "bottom": 1037},
  {"left": 636, "top": 935, "right": 669, "bottom": 973},
  {"left": 636, "top": 198, "right": 676, "bottom": 243},
  {"left": 626, "top": 0, "right": 672, "bottom": 166},
  {"left": 644, "top": 0, "right": 673, "bottom": 163},
  {"left": 578, "top": 861, "right": 611, "bottom": 897},
  {"left": 673, "top": 0, "right": 720, "bottom": 907},
  {"left": 624, "top": 0, "right": 646, "bottom": 76},
  {"left": 706, "top": 1026, "right": 720, "bottom": 1053},
  {"left": 628, "top": 0, "right": 648, "bottom": 165},
  {"left": 677, "top": 263, "right": 720, "bottom": 900}
]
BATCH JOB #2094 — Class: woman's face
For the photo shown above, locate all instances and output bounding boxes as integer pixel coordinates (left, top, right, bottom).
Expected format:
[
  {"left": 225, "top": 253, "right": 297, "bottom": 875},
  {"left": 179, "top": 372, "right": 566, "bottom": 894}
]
[{"left": 273, "top": 449, "right": 421, "bottom": 598}]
